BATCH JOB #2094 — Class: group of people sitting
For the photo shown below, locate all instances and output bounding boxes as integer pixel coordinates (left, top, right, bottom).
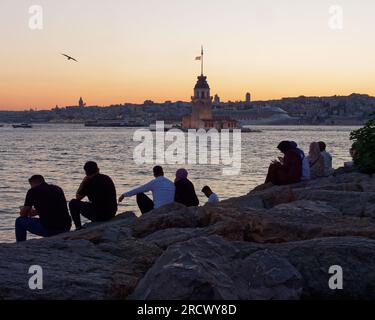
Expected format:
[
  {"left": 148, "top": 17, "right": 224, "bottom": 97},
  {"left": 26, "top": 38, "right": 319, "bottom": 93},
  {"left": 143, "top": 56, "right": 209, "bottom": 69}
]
[
  {"left": 15, "top": 162, "right": 219, "bottom": 242},
  {"left": 265, "top": 140, "right": 333, "bottom": 186}
]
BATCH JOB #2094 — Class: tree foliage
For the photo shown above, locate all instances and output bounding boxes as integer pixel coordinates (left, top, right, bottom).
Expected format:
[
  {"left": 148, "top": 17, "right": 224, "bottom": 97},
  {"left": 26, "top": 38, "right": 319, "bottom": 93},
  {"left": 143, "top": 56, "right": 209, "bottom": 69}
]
[{"left": 350, "top": 113, "right": 375, "bottom": 174}]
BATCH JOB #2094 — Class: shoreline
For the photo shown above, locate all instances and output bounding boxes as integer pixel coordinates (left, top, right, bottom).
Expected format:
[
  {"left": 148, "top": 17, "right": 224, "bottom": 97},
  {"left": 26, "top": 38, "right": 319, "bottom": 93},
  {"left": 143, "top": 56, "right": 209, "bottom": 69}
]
[{"left": 0, "top": 122, "right": 365, "bottom": 127}]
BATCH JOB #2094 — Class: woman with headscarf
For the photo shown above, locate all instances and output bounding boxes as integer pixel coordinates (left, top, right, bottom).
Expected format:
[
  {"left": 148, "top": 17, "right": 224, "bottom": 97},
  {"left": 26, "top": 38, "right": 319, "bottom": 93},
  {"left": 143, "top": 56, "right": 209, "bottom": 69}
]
[
  {"left": 265, "top": 141, "right": 303, "bottom": 185},
  {"left": 308, "top": 142, "right": 325, "bottom": 179},
  {"left": 174, "top": 169, "right": 199, "bottom": 207}
]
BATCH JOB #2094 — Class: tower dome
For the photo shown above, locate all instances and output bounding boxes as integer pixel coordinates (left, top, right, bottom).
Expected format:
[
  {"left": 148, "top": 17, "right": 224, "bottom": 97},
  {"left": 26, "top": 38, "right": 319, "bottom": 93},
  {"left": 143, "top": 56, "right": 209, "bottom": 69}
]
[
  {"left": 194, "top": 75, "right": 211, "bottom": 100},
  {"left": 194, "top": 75, "right": 210, "bottom": 90}
]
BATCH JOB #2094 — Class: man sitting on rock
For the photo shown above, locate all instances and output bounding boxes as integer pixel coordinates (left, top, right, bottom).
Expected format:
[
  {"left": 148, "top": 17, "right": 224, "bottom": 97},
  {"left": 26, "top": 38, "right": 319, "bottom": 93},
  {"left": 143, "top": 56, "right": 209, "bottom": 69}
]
[
  {"left": 69, "top": 161, "right": 118, "bottom": 230},
  {"left": 118, "top": 166, "right": 175, "bottom": 214},
  {"left": 16, "top": 175, "right": 72, "bottom": 242}
]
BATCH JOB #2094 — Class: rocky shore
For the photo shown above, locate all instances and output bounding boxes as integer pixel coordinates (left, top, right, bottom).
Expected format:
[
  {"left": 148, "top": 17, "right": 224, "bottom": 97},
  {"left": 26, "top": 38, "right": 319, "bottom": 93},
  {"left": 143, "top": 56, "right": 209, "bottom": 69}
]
[{"left": 1, "top": 171, "right": 375, "bottom": 300}]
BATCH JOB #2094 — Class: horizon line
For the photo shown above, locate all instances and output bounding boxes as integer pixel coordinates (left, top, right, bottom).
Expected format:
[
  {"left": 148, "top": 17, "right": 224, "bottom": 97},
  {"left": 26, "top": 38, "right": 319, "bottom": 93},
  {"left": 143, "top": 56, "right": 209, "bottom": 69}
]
[{"left": 0, "top": 92, "right": 373, "bottom": 112}]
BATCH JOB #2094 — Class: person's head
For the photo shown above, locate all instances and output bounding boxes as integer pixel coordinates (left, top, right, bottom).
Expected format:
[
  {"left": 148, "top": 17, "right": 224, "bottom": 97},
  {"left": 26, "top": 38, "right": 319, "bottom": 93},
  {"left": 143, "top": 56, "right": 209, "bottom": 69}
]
[
  {"left": 84, "top": 161, "right": 99, "bottom": 177},
  {"left": 202, "top": 186, "right": 213, "bottom": 198},
  {"left": 153, "top": 166, "right": 164, "bottom": 177},
  {"left": 175, "top": 168, "right": 188, "bottom": 183},
  {"left": 289, "top": 141, "right": 298, "bottom": 149},
  {"left": 309, "top": 142, "right": 321, "bottom": 158},
  {"left": 318, "top": 141, "right": 327, "bottom": 152},
  {"left": 277, "top": 141, "right": 292, "bottom": 154},
  {"left": 28, "top": 175, "right": 45, "bottom": 188}
]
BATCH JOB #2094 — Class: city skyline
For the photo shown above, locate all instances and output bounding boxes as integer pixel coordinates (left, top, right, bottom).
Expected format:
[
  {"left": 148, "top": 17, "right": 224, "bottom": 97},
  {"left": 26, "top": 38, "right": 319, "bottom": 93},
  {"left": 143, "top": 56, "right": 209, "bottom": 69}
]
[{"left": 1, "top": 0, "right": 375, "bottom": 110}]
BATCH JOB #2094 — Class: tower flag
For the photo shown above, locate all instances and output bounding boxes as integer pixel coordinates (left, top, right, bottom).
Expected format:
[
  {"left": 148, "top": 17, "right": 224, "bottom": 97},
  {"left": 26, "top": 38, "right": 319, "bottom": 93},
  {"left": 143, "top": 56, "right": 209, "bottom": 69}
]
[{"left": 195, "top": 46, "right": 204, "bottom": 75}]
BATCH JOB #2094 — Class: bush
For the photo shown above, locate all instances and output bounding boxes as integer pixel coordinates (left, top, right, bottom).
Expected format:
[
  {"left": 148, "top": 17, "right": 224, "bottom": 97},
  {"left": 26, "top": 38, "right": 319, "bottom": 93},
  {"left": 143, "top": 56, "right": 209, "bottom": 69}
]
[{"left": 350, "top": 114, "right": 375, "bottom": 174}]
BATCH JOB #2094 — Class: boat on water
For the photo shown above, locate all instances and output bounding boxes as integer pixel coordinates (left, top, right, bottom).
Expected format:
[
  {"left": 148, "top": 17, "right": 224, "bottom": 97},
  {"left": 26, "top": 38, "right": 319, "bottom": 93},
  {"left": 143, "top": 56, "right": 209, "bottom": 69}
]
[
  {"left": 178, "top": 126, "right": 262, "bottom": 133},
  {"left": 85, "top": 120, "right": 145, "bottom": 128},
  {"left": 12, "top": 123, "right": 33, "bottom": 129},
  {"left": 240, "top": 127, "right": 262, "bottom": 133},
  {"left": 149, "top": 123, "right": 181, "bottom": 132}
]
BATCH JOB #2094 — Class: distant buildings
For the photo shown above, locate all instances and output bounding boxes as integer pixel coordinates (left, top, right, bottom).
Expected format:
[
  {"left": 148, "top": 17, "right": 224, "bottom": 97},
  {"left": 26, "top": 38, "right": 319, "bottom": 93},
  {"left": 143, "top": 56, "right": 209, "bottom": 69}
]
[
  {"left": 246, "top": 92, "right": 251, "bottom": 104},
  {"left": 143, "top": 100, "right": 155, "bottom": 105},
  {"left": 214, "top": 94, "right": 221, "bottom": 105},
  {"left": 1, "top": 93, "right": 373, "bottom": 126},
  {"left": 78, "top": 97, "right": 85, "bottom": 108},
  {"left": 65, "top": 97, "right": 86, "bottom": 111}
]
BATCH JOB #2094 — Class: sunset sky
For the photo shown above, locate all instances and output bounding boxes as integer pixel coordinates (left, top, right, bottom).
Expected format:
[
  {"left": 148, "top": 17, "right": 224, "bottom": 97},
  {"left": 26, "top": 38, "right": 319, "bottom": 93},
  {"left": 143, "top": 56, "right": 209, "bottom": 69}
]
[{"left": 0, "top": 0, "right": 374, "bottom": 110}]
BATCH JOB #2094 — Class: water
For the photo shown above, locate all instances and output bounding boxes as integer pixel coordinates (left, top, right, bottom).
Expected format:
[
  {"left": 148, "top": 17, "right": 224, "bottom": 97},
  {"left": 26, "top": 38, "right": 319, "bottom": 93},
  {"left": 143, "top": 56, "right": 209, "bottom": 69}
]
[{"left": 0, "top": 124, "right": 357, "bottom": 243}]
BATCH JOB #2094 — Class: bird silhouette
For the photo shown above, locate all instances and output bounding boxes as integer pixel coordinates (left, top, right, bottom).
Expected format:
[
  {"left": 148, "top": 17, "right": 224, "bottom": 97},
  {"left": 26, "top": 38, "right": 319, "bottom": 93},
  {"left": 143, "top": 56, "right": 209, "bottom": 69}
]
[{"left": 61, "top": 54, "right": 78, "bottom": 62}]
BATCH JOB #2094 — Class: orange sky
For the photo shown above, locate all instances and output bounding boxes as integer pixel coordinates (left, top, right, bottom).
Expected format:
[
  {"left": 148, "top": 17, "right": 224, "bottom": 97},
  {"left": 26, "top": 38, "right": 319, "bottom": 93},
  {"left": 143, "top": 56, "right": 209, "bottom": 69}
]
[{"left": 1, "top": 0, "right": 374, "bottom": 110}]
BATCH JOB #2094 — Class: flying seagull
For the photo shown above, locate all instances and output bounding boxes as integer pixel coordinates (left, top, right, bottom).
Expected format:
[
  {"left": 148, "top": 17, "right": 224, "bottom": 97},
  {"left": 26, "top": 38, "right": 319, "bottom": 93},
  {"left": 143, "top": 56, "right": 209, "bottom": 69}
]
[{"left": 61, "top": 53, "right": 78, "bottom": 62}]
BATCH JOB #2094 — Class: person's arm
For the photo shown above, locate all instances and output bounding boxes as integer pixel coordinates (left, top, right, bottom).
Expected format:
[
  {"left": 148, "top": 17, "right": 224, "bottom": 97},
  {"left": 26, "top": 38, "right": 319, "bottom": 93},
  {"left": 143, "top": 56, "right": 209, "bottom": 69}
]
[
  {"left": 76, "top": 176, "right": 90, "bottom": 200},
  {"left": 21, "top": 190, "right": 35, "bottom": 217},
  {"left": 280, "top": 152, "right": 292, "bottom": 171},
  {"left": 124, "top": 180, "right": 155, "bottom": 198},
  {"left": 20, "top": 206, "right": 32, "bottom": 217},
  {"left": 29, "top": 208, "right": 39, "bottom": 217}
]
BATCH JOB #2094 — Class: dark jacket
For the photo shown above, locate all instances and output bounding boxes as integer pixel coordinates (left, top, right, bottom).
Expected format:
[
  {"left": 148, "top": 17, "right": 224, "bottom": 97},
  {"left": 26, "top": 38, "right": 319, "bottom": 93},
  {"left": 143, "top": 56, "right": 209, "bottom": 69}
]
[
  {"left": 266, "top": 150, "right": 303, "bottom": 186},
  {"left": 278, "top": 150, "right": 303, "bottom": 185},
  {"left": 174, "top": 178, "right": 199, "bottom": 207}
]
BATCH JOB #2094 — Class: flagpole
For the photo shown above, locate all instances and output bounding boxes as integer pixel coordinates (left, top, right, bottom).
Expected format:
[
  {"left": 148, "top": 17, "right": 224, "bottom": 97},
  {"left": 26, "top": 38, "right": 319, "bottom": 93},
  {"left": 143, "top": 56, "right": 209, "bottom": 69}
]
[{"left": 201, "top": 46, "right": 204, "bottom": 76}]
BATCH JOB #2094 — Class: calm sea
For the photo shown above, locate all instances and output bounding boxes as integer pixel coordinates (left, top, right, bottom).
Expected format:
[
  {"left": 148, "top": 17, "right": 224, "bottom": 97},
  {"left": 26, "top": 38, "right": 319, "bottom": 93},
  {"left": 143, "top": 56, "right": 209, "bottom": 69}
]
[{"left": 0, "top": 124, "right": 357, "bottom": 243}]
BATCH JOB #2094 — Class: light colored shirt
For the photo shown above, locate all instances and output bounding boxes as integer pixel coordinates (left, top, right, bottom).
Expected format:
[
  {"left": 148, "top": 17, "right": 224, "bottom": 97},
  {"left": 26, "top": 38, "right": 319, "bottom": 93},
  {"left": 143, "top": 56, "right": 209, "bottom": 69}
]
[
  {"left": 208, "top": 193, "right": 219, "bottom": 203},
  {"left": 301, "top": 157, "right": 311, "bottom": 181},
  {"left": 321, "top": 151, "right": 333, "bottom": 176},
  {"left": 123, "top": 176, "right": 175, "bottom": 209}
]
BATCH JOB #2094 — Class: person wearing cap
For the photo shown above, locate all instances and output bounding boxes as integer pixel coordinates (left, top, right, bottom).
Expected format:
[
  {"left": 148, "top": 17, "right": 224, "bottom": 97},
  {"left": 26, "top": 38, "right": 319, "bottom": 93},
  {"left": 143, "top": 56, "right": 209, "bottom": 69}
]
[
  {"left": 174, "top": 168, "right": 199, "bottom": 207},
  {"left": 265, "top": 141, "right": 303, "bottom": 185}
]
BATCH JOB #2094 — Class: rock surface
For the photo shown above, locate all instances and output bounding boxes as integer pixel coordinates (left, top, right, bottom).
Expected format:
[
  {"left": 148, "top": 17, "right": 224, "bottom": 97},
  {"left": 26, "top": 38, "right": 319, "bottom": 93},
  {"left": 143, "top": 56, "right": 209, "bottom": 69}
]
[{"left": 1, "top": 171, "right": 375, "bottom": 300}]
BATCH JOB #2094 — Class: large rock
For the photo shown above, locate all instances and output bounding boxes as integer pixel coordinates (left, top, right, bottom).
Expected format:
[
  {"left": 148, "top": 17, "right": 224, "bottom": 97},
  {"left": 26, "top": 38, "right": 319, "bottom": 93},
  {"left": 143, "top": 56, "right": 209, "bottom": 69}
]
[
  {"left": 132, "top": 203, "right": 199, "bottom": 238},
  {"left": 197, "top": 206, "right": 251, "bottom": 241},
  {"left": 61, "top": 212, "right": 137, "bottom": 243},
  {"left": 143, "top": 228, "right": 208, "bottom": 249},
  {"left": 129, "top": 236, "right": 303, "bottom": 300},
  {"left": 225, "top": 184, "right": 295, "bottom": 210},
  {"left": 130, "top": 235, "right": 375, "bottom": 300},
  {"left": 275, "top": 237, "right": 375, "bottom": 299},
  {"left": 0, "top": 237, "right": 162, "bottom": 300},
  {"left": 294, "top": 190, "right": 375, "bottom": 217},
  {"left": 243, "top": 200, "right": 375, "bottom": 243}
]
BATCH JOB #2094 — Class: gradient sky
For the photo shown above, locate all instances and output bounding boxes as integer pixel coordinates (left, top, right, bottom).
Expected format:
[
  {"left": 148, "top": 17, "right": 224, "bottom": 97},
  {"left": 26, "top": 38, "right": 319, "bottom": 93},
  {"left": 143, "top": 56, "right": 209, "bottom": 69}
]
[{"left": 0, "top": 0, "right": 374, "bottom": 110}]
